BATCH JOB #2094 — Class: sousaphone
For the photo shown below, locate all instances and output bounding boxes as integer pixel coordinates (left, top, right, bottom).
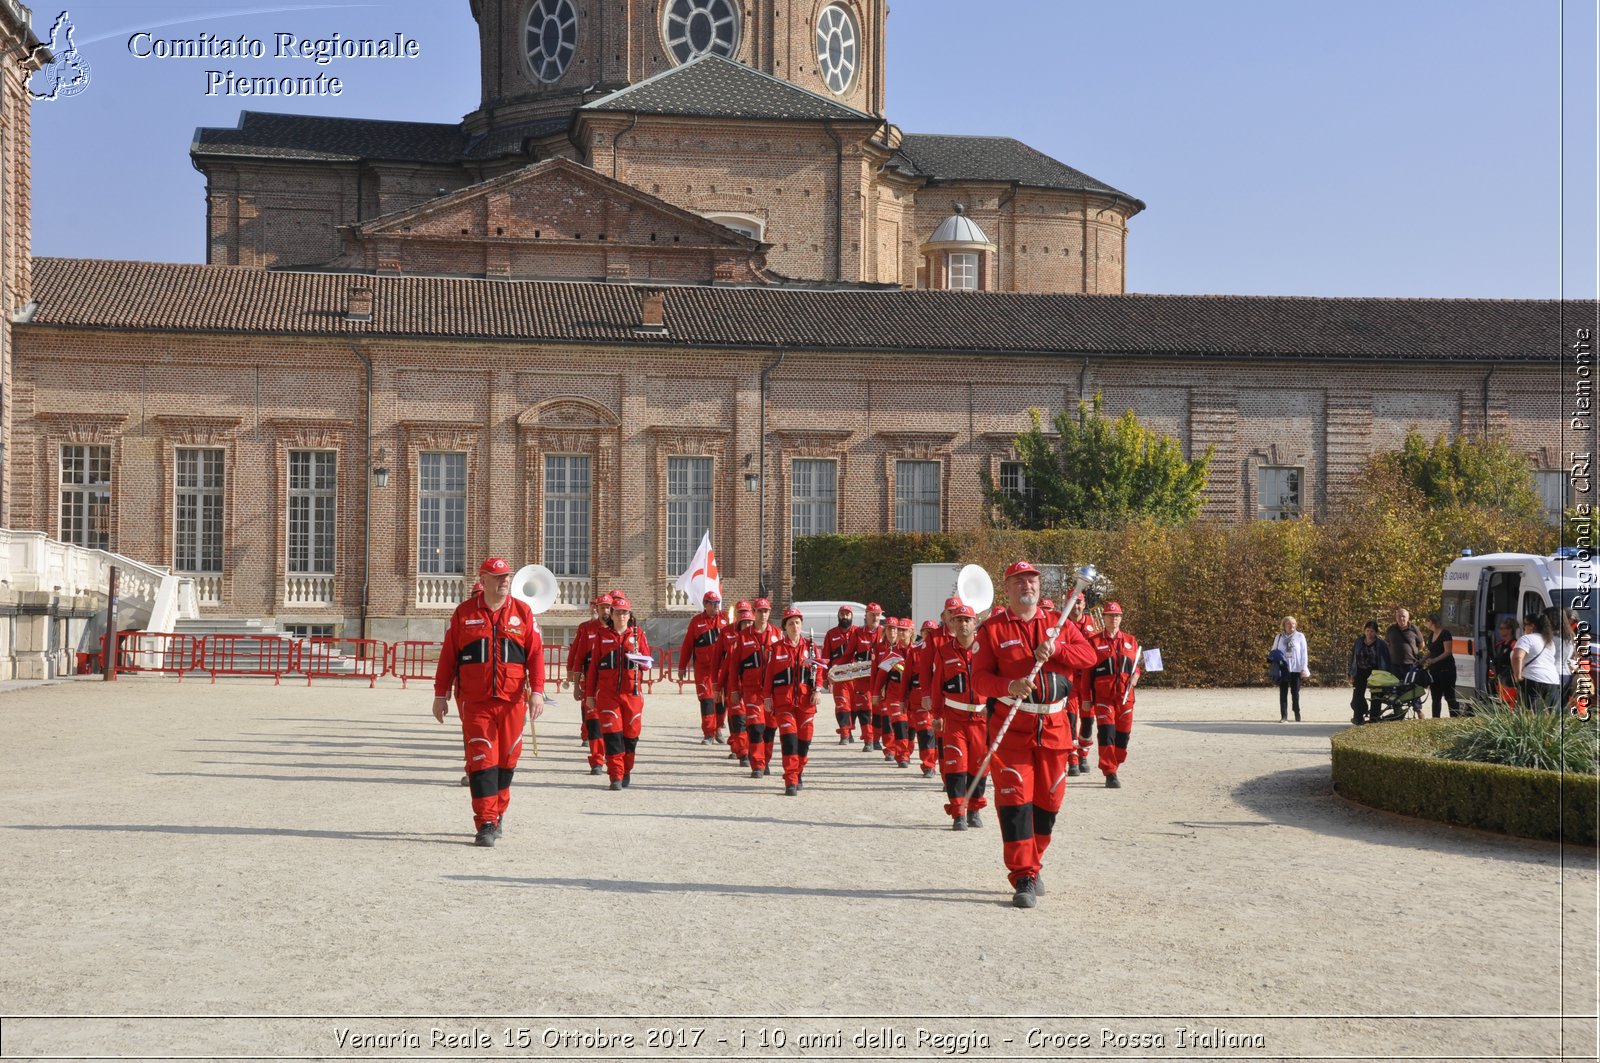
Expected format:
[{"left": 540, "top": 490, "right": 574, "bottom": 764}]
[
  {"left": 510, "top": 564, "right": 560, "bottom": 614},
  {"left": 956, "top": 564, "right": 995, "bottom": 615}
]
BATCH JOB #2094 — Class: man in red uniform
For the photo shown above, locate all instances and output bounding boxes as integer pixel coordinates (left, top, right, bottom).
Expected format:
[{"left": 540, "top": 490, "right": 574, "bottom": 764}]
[
  {"left": 972, "top": 560, "right": 1097, "bottom": 908},
  {"left": 1090, "top": 602, "right": 1140, "bottom": 788},
  {"left": 432, "top": 557, "right": 545, "bottom": 847},
  {"left": 677, "top": 591, "right": 726, "bottom": 743},
  {"left": 569, "top": 593, "right": 612, "bottom": 774},
  {"left": 763, "top": 607, "right": 819, "bottom": 796},
  {"left": 932, "top": 600, "right": 986, "bottom": 830},
  {"left": 584, "top": 594, "right": 653, "bottom": 790},
  {"left": 712, "top": 602, "right": 748, "bottom": 755},
  {"left": 1065, "top": 595, "right": 1099, "bottom": 777},
  {"left": 871, "top": 620, "right": 910, "bottom": 765},
  {"left": 751, "top": 598, "right": 782, "bottom": 771},
  {"left": 849, "top": 604, "right": 887, "bottom": 750},
  {"left": 907, "top": 620, "right": 942, "bottom": 776},
  {"left": 720, "top": 606, "right": 766, "bottom": 771},
  {"left": 820, "top": 606, "right": 857, "bottom": 743}
]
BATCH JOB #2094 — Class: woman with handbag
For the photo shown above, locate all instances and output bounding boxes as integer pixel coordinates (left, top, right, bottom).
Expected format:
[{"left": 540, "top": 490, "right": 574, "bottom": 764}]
[{"left": 1271, "top": 616, "right": 1311, "bottom": 721}]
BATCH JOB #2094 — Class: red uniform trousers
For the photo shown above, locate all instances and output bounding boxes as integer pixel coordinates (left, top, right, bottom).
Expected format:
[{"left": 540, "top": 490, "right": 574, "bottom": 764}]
[
  {"left": 596, "top": 692, "right": 644, "bottom": 782},
  {"left": 459, "top": 696, "right": 527, "bottom": 828},
  {"left": 691, "top": 667, "right": 720, "bottom": 737},
  {"left": 909, "top": 702, "right": 938, "bottom": 772},
  {"left": 774, "top": 704, "right": 816, "bottom": 787},
  {"left": 731, "top": 681, "right": 765, "bottom": 765},
  {"left": 988, "top": 707, "right": 1072, "bottom": 888},
  {"left": 829, "top": 679, "right": 856, "bottom": 738},
  {"left": 1093, "top": 690, "right": 1134, "bottom": 776},
  {"left": 744, "top": 692, "right": 773, "bottom": 773},
  {"left": 1067, "top": 687, "right": 1095, "bottom": 771},
  {"left": 938, "top": 704, "right": 990, "bottom": 819},
  {"left": 579, "top": 691, "right": 606, "bottom": 769},
  {"left": 879, "top": 694, "right": 909, "bottom": 763},
  {"left": 850, "top": 679, "right": 876, "bottom": 746}
]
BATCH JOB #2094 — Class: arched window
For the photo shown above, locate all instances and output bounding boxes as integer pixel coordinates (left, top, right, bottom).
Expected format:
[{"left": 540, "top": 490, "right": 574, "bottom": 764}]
[
  {"left": 525, "top": 0, "right": 577, "bottom": 83},
  {"left": 662, "top": 0, "right": 740, "bottom": 64},
  {"left": 815, "top": 4, "right": 859, "bottom": 95}
]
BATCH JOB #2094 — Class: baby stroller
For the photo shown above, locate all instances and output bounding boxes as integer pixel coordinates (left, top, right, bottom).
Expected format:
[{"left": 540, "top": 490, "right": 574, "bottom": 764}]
[{"left": 1365, "top": 667, "right": 1429, "bottom": 721}]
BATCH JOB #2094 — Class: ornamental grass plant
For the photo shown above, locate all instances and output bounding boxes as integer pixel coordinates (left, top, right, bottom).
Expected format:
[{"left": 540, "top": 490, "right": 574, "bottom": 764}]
[{"left": 1436, "top": 698, "right": 1599, "bottom": 775}]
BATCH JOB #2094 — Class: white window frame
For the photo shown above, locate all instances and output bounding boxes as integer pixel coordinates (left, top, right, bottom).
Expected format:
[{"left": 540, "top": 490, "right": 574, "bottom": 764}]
[
  {"left": 1535, "top": 470, "right": 1568, "bottom": 524},
  {"left": 947, "top": 252, "right": 979, "bottom": 291},
  {"left": 703, "top": 212, "right": 764, "bottom": 240},
  {"left": 59, "top": 444, "right": 112, "bottom": 550},
  {"left": 544, "top": 454, "right": 592, "bottom": 578},
  {"left": 287, "top": 450, "right": 338, "bottom": 575},
  {"left": 999, "top": 460, "right": 1029, "bottom": 501},
  {"left": 417, "top": 452, "right": 467, "bottom": 577},
  {"left": 895, "top": 460, "right": 942, "bottom": 533},
  {"left": 1257, "top": 465, "right": 1303, "bottom": 521},
  {"left": 791, "top": 458, "right": 838, "bottom": 569},
  {"left": 666, "top": 456, "right": 714, "bottom": 575},
  {"left": 174, "top": 447, "right": 224, "bottom": 574}
]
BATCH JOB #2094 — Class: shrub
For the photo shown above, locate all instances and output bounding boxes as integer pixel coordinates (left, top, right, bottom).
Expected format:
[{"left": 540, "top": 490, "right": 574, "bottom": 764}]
[
  {"left": 1436, "top": 698, "right": 1598, "bottom": 774},
  {"left": 1331, "top": 719, "right": 1597, "bottom": 844}
]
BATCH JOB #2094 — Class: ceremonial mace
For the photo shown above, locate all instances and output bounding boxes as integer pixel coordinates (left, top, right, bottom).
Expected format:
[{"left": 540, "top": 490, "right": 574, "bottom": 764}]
[{"left": 963, "top": 565, "right": 1097, "bottom": 806}]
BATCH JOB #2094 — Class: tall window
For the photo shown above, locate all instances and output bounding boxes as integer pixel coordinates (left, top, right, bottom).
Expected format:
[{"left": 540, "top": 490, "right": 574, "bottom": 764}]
[
  {"left": 418, "top": 453, "right": 467, "bottom": 576},
  {"left": 791, "top": 459, "right": 838, "bottom": 566},
  {"left": 287, "top": 450, "right": 337, "bottom": 574},
  {"left": 999, "top": 460, "right": 1029, "bottom": 501},
  {"left": 1535, "top": 470, "right": 1568, "bottom": 525},
  {"left": 895, "top": 460, "right": 941, "bottom": 532},
  {"left": 947, "top": 252, "right": 978, "bottom": 291},
  {"left": 1257, "top": 466, "right": 1302, "bottom": 521},
  {"left": 666, "top": 456, "right": 714, "bottom": 575},
  {"left": 60, "top": 444, "right": 112, "bottom": 549},
  {"left": 544, "top": 455, "right": 592, "bottom": 577},
  {"left": 174, "top": 448, "right": 224, "bottom": 573}
]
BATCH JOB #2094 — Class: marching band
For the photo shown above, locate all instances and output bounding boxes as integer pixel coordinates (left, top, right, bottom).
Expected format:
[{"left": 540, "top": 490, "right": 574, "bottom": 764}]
[{"left": 436, "top": 557, "right": 1143, "bottom": 907}]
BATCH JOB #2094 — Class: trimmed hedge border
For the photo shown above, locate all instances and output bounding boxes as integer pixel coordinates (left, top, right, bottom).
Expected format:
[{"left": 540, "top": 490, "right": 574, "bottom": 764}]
[{"left": 1330, "top": 720, "right": 1598, "bottom": 845}]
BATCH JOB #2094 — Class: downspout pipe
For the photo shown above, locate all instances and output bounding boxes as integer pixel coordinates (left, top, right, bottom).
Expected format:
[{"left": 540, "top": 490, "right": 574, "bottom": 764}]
[
  {"left": 348, "top": 340, "right": 372, "bottom": 642},
  {"left": 823, "top": 120, "right": 844, "bottom": 282},
  {"left": 611, "top": 112, "right": 639, "bottom": 181},
  {"left": 758, "top": 347, "right": 787, "bottom": 599},
  {"left": 1481, "top": 365, "right": 1495, "bottom": 437}
]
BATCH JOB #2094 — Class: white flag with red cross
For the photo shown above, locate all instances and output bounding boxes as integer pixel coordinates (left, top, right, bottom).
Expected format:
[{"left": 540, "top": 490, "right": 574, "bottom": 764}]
[{"left": 674, "top": 531, "right": 722, "bottom": 603}]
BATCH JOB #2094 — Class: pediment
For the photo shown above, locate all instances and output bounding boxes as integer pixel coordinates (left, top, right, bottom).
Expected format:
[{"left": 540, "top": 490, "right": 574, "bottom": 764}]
[{"left": 354, "top": 158, "right": 761, "bottom": 250}]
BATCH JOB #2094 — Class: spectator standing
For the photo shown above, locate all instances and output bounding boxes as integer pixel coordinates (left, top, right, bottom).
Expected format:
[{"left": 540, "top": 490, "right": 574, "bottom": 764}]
[
  {"left": 1347, "top": 620, "right": 1391, "bottom": 724},
  {"left": 1271, "top": 616, "right": 1310, "bottom": 722},
  {"left": 1512, "top": 613, "right": 1561, "bottom": 711},
  {"left": 1421, "top": 613, "right": 1460, "bottom": 718},
  {"left": 1489, "top": 618, "right": 1519, "bottom": 707},
  {"left": 1385, "top": 608, "right": 1425, "bottom": 677}
]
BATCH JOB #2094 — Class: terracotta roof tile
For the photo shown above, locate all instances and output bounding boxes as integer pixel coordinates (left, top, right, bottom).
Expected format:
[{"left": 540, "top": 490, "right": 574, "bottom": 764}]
[{"left": 28, "top": 258, "right": 1571, "bottom": 362}]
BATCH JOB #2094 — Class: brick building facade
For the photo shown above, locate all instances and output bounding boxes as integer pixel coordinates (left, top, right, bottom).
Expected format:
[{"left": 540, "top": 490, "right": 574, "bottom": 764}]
[{"left": 3, "top": 0, "right": 1575, "bottom": 641}]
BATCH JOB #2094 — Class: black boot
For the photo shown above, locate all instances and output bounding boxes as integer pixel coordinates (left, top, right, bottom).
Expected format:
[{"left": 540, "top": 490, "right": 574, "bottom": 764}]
[
  {"left": 1011, "top": 876, "right": 1038, "bottom": 909},
  {"left": 966, "top": 809, "right": 982, "bottom": 828}
]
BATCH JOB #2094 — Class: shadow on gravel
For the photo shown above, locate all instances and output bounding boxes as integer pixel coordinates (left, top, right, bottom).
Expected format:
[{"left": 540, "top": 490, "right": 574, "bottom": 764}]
[
  {"left": 4, "top": 823, "right": 462, "bottom": 844},
  {"left": 580, "top": 809, "right": 936, "bottom": 831},
  {"left": 443, "top": 873, "right": 997, "bottom": 904},
  {"left": 1144, "top": 720, "right": 1348, "bottom": 738},
  {"left": 1229, "top": 764, "right": 1562, "bottom": 864}
]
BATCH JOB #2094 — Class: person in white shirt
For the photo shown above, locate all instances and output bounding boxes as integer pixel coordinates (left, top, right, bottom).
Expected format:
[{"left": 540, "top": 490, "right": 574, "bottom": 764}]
[
  {"left": 1272, "top": 616, "right": 1311, "bottom": 721},
  {"left": 1512, "top": 613, "right": 1561, "bottom": 712}
]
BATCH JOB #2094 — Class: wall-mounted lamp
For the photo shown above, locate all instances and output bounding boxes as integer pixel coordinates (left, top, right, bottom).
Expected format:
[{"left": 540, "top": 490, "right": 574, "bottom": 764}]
[
  {"left": 743, "top": 472, "right": 760, "bottom": 493},
  {"left": 372, "top": 447, "right": 390, "bottom": 489}
]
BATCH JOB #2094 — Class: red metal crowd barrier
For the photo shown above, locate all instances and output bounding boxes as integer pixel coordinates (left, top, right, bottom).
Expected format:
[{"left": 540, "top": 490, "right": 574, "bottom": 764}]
[
  {"left": 388, "top": 640, "right": 442, "bottom": 690},
  {"left": 542, "top": 643, "right": 569, "bottom": 691},
  {"left": 300, "top": 638, "right": 385, "bottom": 687},
  {"left": 204, "top": 634, "right": 296, "bottom": 684},
  {"left": 115, "top": 631, "right": 201, "bottom": 680}
]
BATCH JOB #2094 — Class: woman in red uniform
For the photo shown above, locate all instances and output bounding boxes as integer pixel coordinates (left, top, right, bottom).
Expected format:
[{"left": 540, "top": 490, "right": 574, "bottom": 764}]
[
  {"left": 763, "top": 607, "right": 819, "bottom": 795},
  {"left": 720, "top": 606, "right": 768, "bottom": 773},
  {"left": 1089, "top": 602, "right": 1140, "bottom": 788},
  {"left": 584, "top": 594, "right": 653, "bottom": 790},
  {"left": 677, "top": 591, "right": 726, "bottom": 743},
  {"left": 932, "top": 600, "right": 986, "bottom": 830}
]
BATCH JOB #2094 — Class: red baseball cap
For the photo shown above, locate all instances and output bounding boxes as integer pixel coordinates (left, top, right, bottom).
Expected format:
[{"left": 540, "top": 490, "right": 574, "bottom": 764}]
[
  {"left": 754, "top": 597, "right": 772, "bottom": 609},
  {"left": 1041, "top": 599, "right": 1055, "bottom": 610},
  {"left": 1003, "top": 560, "right": 1040, "bottom": 581},
  {"left": 949, "top": 603, "right": 976, "bottom": 619},
  {"left": 866, "top": 602, "right": 883, "bottom": 614},
  {"left": 781, "top": 607, "right": 803, "bottom": 623},
  {"left": 611, "top": 595, "right": 632, "bottom": 612},
  {"left": 737, "top": 607, "right": 755, "bottom": 621},
  {"left": 837, "top": 605, "right": 854, "bottom": 616},
  {"left": 1103, "top": 601, "right": 1123, "bottom": 615},
  {"left": 703, "top": 591, "right": 722, "bottom": 603},
  {"left": 943, "top": 596, "right": 964, "bottom": 612},
  {"left": 480, "top": 557, "right": 512, "bottom": 575},
  {"left": 922, "top": 620, "right": 939, "bottom": 632},
  {"left": 596, "top": 592, "right": 615, "bottom": 607}
]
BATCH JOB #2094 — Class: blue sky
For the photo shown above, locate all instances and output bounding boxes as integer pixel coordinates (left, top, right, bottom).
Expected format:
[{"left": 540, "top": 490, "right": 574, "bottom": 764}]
[{"left": 26, "top": 0, "right": 1598, "bottom": 298}]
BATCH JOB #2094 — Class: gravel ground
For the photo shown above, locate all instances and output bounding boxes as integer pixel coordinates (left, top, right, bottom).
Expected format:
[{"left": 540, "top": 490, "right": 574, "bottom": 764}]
[{"left": 0, "top": 677, "right": 1593, "bottom": 1062}]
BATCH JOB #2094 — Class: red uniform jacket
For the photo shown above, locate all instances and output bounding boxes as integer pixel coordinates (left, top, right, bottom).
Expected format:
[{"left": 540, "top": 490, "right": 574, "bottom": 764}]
[
  {"left": 762, "top": 637, "right": 818, "bottom": 711},
  {"left": 1091, "top": 630, "right": 1140, "bottom": 703},
  {"left": 1071, "top": 614, "right": 1100, "bottom": 708},
  {"left": 871, "top": 641, "right": 907, "bottom": 703},
  {"left": 585, "top": 624, "right": 654, "bottom": 702},
  {"left": 900, "top": 640, "right": 927, "bottom": 708},
  {"left": 567, "top": 617, "right": 602, "bottom": 684},
  {"left": 930, "top": 637, "right": 979, "bottom": 711},
  {"left": 434, "top": 593, "right": 544, "bottom": 702},
  {"left": 678, "top": 612, "right": 726, "bottom": 676},
  {"left": 847, "top": 622, "right": 885, "bottom": 665},
  {"left": 721, "top": 626, "right": 768, "bottom": 698},
  {"left": 712, "top": 625, "right": 741, "bottom": 695},
  {"left": 917, "top": 629, "right": 948, "bottom": 707},
  {"left": 971, "top": 608, "right": 1097, "bottom": 705},
  {"left": 821, "top": 624, "right": 855, "bottom": 686}
]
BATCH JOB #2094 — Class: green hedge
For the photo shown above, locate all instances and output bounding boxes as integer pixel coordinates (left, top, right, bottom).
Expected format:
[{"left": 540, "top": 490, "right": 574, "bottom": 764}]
[
  {"left": 1330, "top": 720, "right": 1598, "bottom": 845},
  {"left": 793, "top": 511, "right": 1557, "bottom": 688}
]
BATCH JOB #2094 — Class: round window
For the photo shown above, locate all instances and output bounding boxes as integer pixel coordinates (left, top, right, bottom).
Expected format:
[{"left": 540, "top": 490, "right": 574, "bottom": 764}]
[
  {"left": 526, "top": 0, "right": 577, "bottom": 84},
  {"left": 662, "top": 0, "right": 741, "bottom": 65},
  {"left": 815, "top": 3, "right": 858, "bottom": 95}
]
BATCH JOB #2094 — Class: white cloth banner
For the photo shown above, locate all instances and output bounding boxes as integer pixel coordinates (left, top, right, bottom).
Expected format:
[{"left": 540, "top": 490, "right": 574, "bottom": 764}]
[
  {"left": 1143, "top": 648, "right": 1164, "bottom": 673},
  {"left": 672, "top": 530, "right": 722, "bottom": 603}
]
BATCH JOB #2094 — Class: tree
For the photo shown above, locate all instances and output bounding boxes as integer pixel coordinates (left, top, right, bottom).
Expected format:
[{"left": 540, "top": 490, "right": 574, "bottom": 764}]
[
  {"left": 1374, "top": 429, "right": 1545, "bottom": 520},
  {"left": 982, "top": 396, "right": 1213, "bottom": 530}
]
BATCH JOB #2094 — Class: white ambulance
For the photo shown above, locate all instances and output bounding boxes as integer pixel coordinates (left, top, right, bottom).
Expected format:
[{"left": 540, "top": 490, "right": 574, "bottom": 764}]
[{"left": 1439, "top": 548, "right": 1596, "bottom": 699}]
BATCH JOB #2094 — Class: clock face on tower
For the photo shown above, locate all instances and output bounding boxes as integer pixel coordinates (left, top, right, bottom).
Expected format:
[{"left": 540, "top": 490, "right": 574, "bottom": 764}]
[
  {"left": 815, "top": 3, "right": 858, "bottom": 95},
  {"left": 661, "top": 0, "right": 741, "bottom": 65},
  {"left": 525, "top": 0, "right": 578, "bottom": 83}
]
